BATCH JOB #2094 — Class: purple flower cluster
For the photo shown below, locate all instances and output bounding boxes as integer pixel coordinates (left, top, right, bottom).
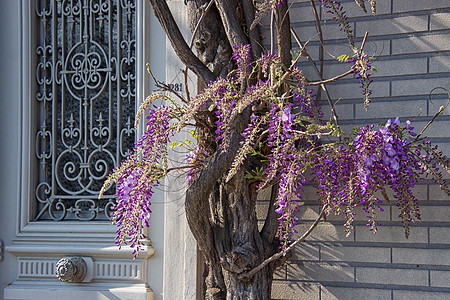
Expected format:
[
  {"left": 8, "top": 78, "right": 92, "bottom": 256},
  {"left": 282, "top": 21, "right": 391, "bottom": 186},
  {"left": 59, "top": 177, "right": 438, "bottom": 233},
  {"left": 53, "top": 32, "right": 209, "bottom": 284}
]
[
  {"left": 348, "top": 52, "right": 374, "bottom": 107},
  {"left": 214, "top": 87, "right": 237, "bottom": 148},
  {"left": 232, "top": 44, "right": 252, "bottom": 82},
  {"left": 115, "top": 167, "right": 155, "bottom": 253},
  {"left": 312, "top": 118, "right": 425, "bottom": 234},
  {"left": 259, "top": 52, "right": 280, "bottom": 78},
  {"left": 275, "top": 147, "right": 308, "bottom": 247},
  {"left": 109, "top": 104, "right": 175, "bottom": 255},
  {"left": 253, "top": 0, "right": 284, "bottom": 29}
]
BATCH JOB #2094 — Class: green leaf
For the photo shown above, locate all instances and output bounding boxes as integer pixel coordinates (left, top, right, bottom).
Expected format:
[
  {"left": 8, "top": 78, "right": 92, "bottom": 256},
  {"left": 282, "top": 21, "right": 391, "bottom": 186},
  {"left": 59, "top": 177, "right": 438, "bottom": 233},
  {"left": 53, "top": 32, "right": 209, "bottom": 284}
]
[
  {"left": 189, "top": 129, "right": 197, "bottom": 137},
  {"left": 169, "top": 141, "right": 179, "bottom": 148},
  {"left": 337, "top": 54, "right": 350, "bottom": 62}
]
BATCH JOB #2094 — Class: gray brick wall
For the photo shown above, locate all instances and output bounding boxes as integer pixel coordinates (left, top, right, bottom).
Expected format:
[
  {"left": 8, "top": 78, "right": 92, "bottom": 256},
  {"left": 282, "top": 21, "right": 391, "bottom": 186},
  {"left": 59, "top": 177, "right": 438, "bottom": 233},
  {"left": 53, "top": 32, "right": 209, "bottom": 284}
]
[{"left": 260, "top": 1, "right": 450, "bottom": 299}]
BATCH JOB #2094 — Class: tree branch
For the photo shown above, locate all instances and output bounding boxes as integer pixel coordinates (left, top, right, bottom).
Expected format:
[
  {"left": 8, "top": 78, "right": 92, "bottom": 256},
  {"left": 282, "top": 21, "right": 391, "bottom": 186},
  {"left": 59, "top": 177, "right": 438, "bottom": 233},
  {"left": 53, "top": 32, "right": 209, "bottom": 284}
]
[
  {"left": 185, "top": 107, "right": 251, "bottom": 258},
  {"left": 275, "top": 1, "right": 292, "bottom": 68},
  {"left": 260, "top": 183, "right": 280, "bottom": 255},
  {"left": 148, "top": 0, "right": 217, "bottom": 83},
  {"left": 291, "top": 28, "right": 340, "bottom": 130},
  {"left": 241, "top": 0, "right": 262, "bottom": 59},
  {"left": 308, "top": 69, "right": 354, "bottom": 85},
  {"left": 238, "top": 205, "right": 327, "bottom": 280},
  {"left": 214, "top": 0, "right": 249, "bottom": 47},
  {"left": 189, "top": 0, "right": 215, "bottom": 49}
]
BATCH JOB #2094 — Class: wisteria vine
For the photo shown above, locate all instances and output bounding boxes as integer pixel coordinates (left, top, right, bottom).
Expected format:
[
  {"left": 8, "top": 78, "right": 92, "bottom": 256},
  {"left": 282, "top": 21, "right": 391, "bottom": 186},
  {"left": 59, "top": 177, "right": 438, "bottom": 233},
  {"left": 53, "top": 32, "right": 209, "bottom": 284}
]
[{"left": 100, "top": 0, "right": 449, "bottom": 255}]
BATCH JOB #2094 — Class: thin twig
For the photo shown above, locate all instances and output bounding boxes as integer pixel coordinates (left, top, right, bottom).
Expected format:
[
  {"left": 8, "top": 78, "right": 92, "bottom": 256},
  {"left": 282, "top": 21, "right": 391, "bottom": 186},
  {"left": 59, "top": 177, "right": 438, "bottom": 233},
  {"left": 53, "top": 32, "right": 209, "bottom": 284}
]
[
  {"left": 270, "top": 10, "right": 274, "bottom": 54},
  {"left": 309, "top": 0, "right": 324, "bottom": 81},
  {"left": 309, "top": 69, "right": 354, "bottom": 85},
  {"left": 290, "top": 28, "right": 340, "bottom": 134},
  {"left": 238, "top": 205, "right": 327, "bottom": 280},
  {"left": 416, "top": 87, "right": 450, "bottom": 140},
  {"left": 182, "top": 68, "right": 191, "bottom": 103},
  {"left": 147, "top": 64, "right": 188, "bottom": 104}
]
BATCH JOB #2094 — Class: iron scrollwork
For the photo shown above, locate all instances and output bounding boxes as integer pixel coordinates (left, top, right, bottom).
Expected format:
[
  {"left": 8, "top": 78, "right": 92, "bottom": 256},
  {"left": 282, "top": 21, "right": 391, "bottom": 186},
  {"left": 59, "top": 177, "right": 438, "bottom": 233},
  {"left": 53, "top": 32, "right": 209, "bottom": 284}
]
[{"left": 34, "top": 0, "right": 136, "bottom": 221}]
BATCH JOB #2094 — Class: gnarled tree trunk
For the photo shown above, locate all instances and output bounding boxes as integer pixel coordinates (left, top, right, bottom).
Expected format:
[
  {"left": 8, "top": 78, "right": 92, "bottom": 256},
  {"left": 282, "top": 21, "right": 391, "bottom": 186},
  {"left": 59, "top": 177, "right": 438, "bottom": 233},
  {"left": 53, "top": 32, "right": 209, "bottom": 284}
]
[{"left": 148, "top": 0, "right": 292, "bottom": 298}]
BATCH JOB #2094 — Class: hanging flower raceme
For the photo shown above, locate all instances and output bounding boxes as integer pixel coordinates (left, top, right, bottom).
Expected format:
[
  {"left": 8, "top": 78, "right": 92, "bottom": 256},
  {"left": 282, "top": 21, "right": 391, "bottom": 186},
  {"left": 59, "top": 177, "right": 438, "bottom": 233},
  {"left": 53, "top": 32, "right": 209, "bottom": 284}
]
[
  {"left": 311, "top": 117, "right": 450, "bottom": 237},
  {"left": 348, "top": 52, "right": 374, "bottom": 108},
  {"left": 232, "top": 44, "right": 252, "bottom": 82},
  {"left": 100, "top": 102, "right": 178, "bottom": 255},
  {"left": 252, "top": 0, "right": 285, "bottom": 30},
  {"left": 319, "top": 0, "right": 355, "bottom": 48}
]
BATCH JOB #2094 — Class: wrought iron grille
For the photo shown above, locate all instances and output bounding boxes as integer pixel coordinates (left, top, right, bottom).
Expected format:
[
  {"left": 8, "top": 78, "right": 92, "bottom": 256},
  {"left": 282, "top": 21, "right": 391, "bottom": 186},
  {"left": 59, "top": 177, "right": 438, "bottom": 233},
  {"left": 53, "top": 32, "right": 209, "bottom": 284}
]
[{"left": 34, "top": 0, "right": 136, "bottom": 221}]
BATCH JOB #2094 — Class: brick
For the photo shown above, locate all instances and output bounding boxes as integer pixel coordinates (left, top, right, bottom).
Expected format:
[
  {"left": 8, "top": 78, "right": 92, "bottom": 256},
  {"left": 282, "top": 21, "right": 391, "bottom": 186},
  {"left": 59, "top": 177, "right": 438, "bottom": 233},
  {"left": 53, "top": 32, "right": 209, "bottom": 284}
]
[
  {"left": 295, "top": 205, "right": 322, "bottom": 221},
  {"left": 322, "top": 57, "right": 427, "bottom": 79},
  {"left": 431, "top": 270, "right": 450, "bottom": 288},
  {"left": 298, "top": 65, "right": 321, "bottom": 82},
  {"left": 430, "top": 13, "right": 450, "bottom": 31},
  {"left": 320, "top": 21, "right": 354, "bottom": 42},
  {"left": 430, "top": 55, "right": 450, "bottom": 73},
  {"left": 393, "top": 290, "right": 450, "bottom": 300},
  {"left": 356, "top": 267, "right": 428, "bottom": 286},
  {"left": 374, "top": 58, "right": 428, "bottom": 77},
  {"left": 322, "top": 62, "right": 350, "bottom": 79},
  {"left": 271, "top": 281, "right": 320, "bottom": 300},
  {"left": 321, "top": 287, "right": 392, "bottom": 300},
  {"left": 324, "top": 81, "right": 390, "bottom": 100},
  {"left": 356, "top": 16, "right": 428, "bottom": 37},
  {"left": 323, "top": 40, "right": 391, "bottom": 61},
  {"left": 287, "top": 262, "right": 354, "bottom": 282},
  {"left": 256, "top": 202, "right": 269, "bottom": 221},
  {"left": 257, "top": 188, "right": 272, "bottom": 201},
  {"left": 291, "top": 24, "right": 322, "bottom": 43},
  {"left": 301, "top": 185, "right": 319, "bottom": 200},
  {"left": 392, "top": 34, "right": 450, "bottom": 55},
  {"left": 321, "top": 245, "right": 391, "bottom": 263},
  {"left": 394, "top": 248, "right": 450, "bottom": 266},
  {"left": 415, "top": 206, "right": 450, "bottom": 222},
  {"left": 274, "top": 265, "right": 287, "bottom": 280},
  {"left": 427, "top": 96, "right": 450, "bottom": 117},
  {"left": 391, "top": 78, "right": 450, "bottom": 97},
  {"left": 393, "top": 0, "right": 450, "bottom": 13},
  {"left": 289, "top": 5, "right": 316, "bottom": 23},
  {"left": 355, "top": 99, "right": 426, "bottom": 120},
  {"left": 355, "top": 225, "right": 428, "bottom": 243},
  {"left": 321, "top": 103, "right": 354, "bottom": 122},
  {"left": 429, "top": 184, "right": 450, "bottom": 201},
  {"left": 325, "top": 205, "right": 391, "bottom": 222},
  {"left": 339, "top": 0, "right": 391, "bottom": 18},
  {"left": 294, "top": 222, "right": 355, "bottom": 242},
  {"left": 405, "top": 120, "right": 450, "bottom": 139},
  {"left": 291, "top": 243, "right": 320, "bottom": 261},
  {"left": 430, "top": 227, "right": 450, "bottom": 244}
]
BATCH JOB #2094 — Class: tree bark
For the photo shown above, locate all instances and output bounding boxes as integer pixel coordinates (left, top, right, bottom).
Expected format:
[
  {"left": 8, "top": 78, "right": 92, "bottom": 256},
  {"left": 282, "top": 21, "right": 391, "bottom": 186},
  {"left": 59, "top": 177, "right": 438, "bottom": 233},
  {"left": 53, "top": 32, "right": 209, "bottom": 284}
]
[
  {"left": 204, "top": 170, "right": 274, "bottom": 299},
  {"left": 187, "top": 0, "right": 232, "bottom": 77}
]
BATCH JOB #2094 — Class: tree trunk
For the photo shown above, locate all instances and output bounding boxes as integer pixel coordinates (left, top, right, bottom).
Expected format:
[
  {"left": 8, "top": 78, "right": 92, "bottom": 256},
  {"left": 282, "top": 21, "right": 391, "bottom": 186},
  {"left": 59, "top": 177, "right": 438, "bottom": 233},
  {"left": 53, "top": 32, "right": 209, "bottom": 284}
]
[
  {"left": 222, "top": 267, "right": 273, "bottom": 300},
  {"left": 193, "top": 170, "right": 275, "bottom": 299},
  {"left": 148, "top": 1, "right": 280, "bottom": 298}
]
